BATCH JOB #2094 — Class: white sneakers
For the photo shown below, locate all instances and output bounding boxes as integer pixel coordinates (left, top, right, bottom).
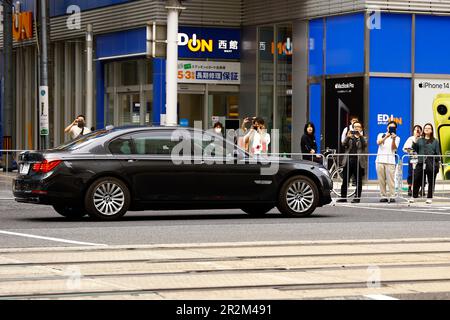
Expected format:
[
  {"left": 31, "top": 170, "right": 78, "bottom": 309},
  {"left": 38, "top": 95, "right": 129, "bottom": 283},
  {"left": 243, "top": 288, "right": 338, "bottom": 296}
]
[{"left": 409, "top": 198, "right": 432, "bottom": 204}]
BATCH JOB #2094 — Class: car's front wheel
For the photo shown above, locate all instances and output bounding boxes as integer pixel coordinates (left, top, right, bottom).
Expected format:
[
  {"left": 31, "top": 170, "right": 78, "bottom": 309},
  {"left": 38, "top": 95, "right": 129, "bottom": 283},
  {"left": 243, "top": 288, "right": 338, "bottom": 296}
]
[
  {"left": 277, "top": 176, "right": 319, "bottom": 217},
  {"left": 241, "top": 205, "right": 274, "bottom": 217},
  {"left": 52, "top": 205, "right": 87, "bottom": 219},
  {"left": 85, "top": 177, "right": 130, "bottom": 221}
]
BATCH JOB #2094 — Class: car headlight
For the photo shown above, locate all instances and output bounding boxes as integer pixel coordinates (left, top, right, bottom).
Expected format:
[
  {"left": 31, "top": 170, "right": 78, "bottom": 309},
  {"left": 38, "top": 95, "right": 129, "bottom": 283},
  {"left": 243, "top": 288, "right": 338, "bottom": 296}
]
[{"left": 318, "top": 168, "right": 330, "bottom": 177}]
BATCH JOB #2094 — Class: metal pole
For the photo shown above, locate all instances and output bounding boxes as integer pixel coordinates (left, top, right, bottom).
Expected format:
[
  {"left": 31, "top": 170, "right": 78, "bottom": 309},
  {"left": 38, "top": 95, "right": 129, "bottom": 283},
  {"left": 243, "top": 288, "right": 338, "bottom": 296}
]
[
  {"left": 38, "top": 0, "right": 49, "bottom": 149},
  {"left": 2, "top": 0, "right": 13, "bottom": 149},
  {"left": 86, "top": 24, "right": 94, "bottom": 129},
  {"left": 165, "top": 0, "right": 184, "bottom": 127}
]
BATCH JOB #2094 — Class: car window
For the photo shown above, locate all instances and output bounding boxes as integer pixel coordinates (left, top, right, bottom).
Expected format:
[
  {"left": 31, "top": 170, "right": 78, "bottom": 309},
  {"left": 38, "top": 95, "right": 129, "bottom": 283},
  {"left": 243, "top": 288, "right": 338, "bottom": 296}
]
[
  {"left": 109, "top": 135, "right": 133, "bottom": 155},
  {"left": 193, "top": 132, "right": 244, "bottom": 158},
  {"left": 55, "top": 130, "right": 111, "bottom": 151},
  {"left": 131, "top": 131, "right": 179, "bottom": 155}
]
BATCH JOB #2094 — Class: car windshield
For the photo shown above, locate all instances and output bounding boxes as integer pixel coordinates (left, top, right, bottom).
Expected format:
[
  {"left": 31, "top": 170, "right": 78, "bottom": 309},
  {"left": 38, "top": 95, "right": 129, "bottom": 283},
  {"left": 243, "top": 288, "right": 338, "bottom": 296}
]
[{"left": 54, "top": 130, "right": 111, "bottom": 151}]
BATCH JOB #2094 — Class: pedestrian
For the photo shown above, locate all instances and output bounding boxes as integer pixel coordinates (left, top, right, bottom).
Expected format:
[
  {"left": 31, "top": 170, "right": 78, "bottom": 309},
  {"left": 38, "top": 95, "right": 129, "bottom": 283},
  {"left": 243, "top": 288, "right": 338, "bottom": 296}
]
[
  {"left": 64, "top": 115, "right": 91, "bottom": 140},
  {"left": 402, "top": 125, "right": 423, "bottom": 196},
  {"left": 244, "top": 117, "right": 271, "bottom": 156},
  {"left": 341, "top": 115, "right": 363, "bottom": 145},
  {"left": 301, "top": 122, "right": 321, "bottom": 163},
  {"left": 410, "top": 123, "right": 441, "bottom": 204},
  {"left": 337, "top": 121, "right": 367, "bottom": 203},
  {"left": 213, "top": 122, "right": 224, "bottom": 136},
  {"left": 375, "top": 121, "right": 400, "bottom": 203},
  {"left": 237, "top": 117, "right": 253, "bottom": 151}
]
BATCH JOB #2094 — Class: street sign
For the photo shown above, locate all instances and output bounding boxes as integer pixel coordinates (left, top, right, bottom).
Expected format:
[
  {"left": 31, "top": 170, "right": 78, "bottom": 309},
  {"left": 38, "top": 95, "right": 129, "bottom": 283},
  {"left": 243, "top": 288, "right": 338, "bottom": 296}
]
[{"left": 39, "top": 86, "right": 49, "bottom": 136}]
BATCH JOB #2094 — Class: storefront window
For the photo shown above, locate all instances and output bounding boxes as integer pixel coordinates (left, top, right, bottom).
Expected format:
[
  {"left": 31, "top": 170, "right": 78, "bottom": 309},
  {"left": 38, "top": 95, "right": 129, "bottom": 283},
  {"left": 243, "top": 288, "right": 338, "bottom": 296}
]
[
  {"left": 258, "top": 26, "right": 274, "bottom": 131},
  {"left": 105, "top": 58, "right": 153, "bottom": 127},
  {"left": 275, "top": 24, "right": 293, "bottom": 153},
  {"left": 258, "top": 24, "right": 293, "bottom": 153}
]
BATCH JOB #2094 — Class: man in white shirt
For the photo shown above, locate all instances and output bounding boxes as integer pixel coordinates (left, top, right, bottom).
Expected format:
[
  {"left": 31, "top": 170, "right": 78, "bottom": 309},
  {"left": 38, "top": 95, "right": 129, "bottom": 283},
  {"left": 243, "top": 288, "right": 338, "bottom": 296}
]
[
  {"left": 64, "top": 115, "right": 92, "bottom": 140},
  {"left": 244, "top": 117, "right": 271, "bottom": 156},
  {"left": 376, "top": 121, "right": 400, "bottom": 203}
]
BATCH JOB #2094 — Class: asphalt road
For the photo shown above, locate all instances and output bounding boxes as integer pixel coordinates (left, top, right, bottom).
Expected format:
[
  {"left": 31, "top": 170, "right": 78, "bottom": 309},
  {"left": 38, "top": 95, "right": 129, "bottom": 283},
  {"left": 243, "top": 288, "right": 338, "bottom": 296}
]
[
  {"left": 2, "top": 197, "right": 450, "bottom": 248},
  {"left": 3, "top": 176, "right": 450, "bottom": 300}
]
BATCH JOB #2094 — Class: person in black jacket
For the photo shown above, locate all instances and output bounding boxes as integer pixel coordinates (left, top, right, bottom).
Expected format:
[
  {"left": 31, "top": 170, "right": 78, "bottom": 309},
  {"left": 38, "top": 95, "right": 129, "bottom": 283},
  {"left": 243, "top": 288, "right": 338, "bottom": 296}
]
[
  {"left": 337, "top": 121, "right": 367, "bottom": 203},
  {"left": 301, "top": 122, "right": 321, "bottom": 163}
]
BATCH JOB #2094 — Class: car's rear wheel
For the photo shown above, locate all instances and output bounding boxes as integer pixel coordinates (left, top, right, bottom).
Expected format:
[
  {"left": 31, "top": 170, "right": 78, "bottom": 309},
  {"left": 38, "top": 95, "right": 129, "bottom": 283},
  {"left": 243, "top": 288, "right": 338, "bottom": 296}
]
[
  {"left": 52, "top": 205, "right": 87, "bottom": 219},
  {"left": 85, "top": 177, "right": 130, "bottom": 221},
  {"left": 277, "top": 176, "right": 319, "bottom": 217},
  {"left": 241, "top": 205, "right": 274, "bottom": 217}
]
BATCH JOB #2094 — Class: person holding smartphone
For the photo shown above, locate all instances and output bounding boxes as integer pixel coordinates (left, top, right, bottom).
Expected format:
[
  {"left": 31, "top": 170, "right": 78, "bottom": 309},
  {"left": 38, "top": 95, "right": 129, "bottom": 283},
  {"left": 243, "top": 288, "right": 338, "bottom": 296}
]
[
  {"left": 337, "top": 121, "right": 367, "bottom": 203},
  {"left": 410, "top": 123, "right": 441, "bottom": 204},
  {"left": 402, "top": 125, "right": 423, "bottom": 196},
  {"left": 375, "top": 121, "right": 400, "bottom": 203},
  {"left": 64, "top": 115, "right": 91, "bottom": 140},
  {"left": 244, "top": 117, "right": 270, "bottom": 156}
]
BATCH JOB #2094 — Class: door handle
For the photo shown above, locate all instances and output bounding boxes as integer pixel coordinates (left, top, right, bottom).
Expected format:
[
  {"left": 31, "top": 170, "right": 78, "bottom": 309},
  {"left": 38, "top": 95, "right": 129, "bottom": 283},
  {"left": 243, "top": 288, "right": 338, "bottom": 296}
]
[{"left": 127, "top": 159, "right": 137, "bottom": 163}]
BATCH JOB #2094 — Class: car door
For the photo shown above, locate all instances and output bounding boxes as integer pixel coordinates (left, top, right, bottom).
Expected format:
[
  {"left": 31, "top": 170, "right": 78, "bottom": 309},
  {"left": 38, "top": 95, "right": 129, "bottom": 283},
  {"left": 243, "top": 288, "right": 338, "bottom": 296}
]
[
  {"left": 192, "top": 131, "right": 275, "bottom": 202},
  {"left": 110, "top": 130, "right": 202, "bottom": 203}
]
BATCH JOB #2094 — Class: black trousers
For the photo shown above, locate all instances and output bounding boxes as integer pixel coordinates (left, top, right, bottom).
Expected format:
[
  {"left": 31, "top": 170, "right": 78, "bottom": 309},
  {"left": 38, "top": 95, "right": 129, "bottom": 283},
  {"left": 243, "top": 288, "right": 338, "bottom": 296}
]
[
  {"left": 413, "top": 162, "right": 438, "bottom": 199},
  {"left": 341, "top": 159, "right": 364, "bottom": 199}
]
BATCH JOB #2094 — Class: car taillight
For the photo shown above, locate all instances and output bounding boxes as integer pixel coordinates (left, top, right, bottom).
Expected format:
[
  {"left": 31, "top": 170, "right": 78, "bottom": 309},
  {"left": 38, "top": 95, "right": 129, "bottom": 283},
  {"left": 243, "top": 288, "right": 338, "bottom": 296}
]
[{"left": 32, "top": 160, "right": 62, "bottom": 173}]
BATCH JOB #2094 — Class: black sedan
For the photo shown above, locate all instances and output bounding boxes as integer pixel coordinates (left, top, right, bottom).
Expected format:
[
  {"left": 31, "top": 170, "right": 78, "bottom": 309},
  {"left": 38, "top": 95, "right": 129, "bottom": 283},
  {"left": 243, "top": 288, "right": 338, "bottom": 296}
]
[{"left": 13, "top": 126, "right": 332, "bottom": 221}]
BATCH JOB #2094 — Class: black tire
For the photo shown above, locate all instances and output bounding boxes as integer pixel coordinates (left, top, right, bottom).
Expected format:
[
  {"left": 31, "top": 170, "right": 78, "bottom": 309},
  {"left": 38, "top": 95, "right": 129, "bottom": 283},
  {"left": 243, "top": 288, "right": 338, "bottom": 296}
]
[
  {"left": 241, "top": 205, "right": 274, "bottom": 217},
  {"left": 52, "top": 205, "right": 88, "bottom": 219},
  {"left": 85, "top": 177, "right": 130, "bottom": 221},
  {"left": 277, "top": 176, "right": 319, "bottom": 217}
]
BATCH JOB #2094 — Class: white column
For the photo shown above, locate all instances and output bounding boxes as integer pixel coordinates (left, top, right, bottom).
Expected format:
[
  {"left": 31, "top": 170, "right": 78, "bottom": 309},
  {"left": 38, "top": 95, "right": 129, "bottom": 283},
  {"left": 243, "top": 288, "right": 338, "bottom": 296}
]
[
  {"left": 165, "top": 1, "right": 184, "bottom": 127},
  {"left": 86, "top": 24, "right": 94, "bottom": 129}
]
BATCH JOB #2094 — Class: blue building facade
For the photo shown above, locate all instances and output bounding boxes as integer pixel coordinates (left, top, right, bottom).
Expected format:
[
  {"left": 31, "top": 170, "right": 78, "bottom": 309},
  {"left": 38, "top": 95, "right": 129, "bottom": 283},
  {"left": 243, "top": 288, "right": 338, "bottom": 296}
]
[
  {"left": 308, "top": 12, "right": 450, "bottom": 179},
  {"left": 2, "top": 0, "right": 450, "bottom": 175}
]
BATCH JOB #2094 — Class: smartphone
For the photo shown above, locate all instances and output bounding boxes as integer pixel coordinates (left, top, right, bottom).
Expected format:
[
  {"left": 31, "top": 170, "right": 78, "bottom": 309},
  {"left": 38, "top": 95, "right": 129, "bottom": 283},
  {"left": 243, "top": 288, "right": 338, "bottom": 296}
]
[
  {"left": 389, "top": 127, "right": 396, "bottom": 134},
  {"left": 433, "top": 94, "right": 450, "bottom": 179},
  {"left": 351, "top": 131, "right": 358, "bottom": 135}
]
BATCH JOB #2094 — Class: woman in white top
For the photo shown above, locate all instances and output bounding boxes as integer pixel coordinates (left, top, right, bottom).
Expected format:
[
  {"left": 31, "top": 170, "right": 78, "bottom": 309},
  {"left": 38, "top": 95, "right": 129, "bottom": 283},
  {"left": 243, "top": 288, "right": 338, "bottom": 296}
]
[
  {"left": 402, "top": 125, "right": 423, "bottom": 196},
  {"left": 244, "top": 117, "right": 271, "bottom": 156}
]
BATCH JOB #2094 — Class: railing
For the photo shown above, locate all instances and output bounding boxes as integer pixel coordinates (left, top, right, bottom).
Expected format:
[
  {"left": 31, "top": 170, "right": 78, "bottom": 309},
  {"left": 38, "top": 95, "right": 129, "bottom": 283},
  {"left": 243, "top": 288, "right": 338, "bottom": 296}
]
[{"left": 3, "top": 150, "right": 450, "bottom": 205}]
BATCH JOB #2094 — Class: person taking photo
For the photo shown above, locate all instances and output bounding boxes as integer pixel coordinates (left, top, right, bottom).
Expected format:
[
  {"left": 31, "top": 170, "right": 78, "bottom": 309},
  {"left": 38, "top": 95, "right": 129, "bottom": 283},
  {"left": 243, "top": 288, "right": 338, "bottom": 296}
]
[
  {"left": 64, "top": 115, "right": 91, "bottom": 140},
  {"left": 337, "top": 121, "right": 367, "bottom": 203},
  {"left": 410, "top": 123, "right": 441, "bottom": 204}
]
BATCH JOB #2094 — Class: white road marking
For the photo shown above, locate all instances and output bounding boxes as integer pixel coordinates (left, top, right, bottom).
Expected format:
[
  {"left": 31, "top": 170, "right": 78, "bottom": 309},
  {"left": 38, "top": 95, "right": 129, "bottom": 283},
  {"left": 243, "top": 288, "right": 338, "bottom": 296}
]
[
  {"left": 364, "top": 294, "right": 399, "bottom": 300},
  {"left": 338, "top": 204, "right": 450, "bottom": 215},
  {"left": 0, "top": 230, "right": 108, "bottom": 247}
]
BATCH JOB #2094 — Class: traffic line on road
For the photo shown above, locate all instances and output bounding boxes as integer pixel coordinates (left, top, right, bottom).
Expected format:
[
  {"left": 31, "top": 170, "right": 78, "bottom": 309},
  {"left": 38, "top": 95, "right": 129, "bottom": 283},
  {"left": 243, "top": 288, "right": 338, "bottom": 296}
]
[
  {"left": 364, "top": 294, "right": 399, "bottom": 300},
  {"left": 338, "top": 204, "right": 450, "bottom": 215},
  {"left": 0, "top": 230, "right": 108, "bottom": 247}
]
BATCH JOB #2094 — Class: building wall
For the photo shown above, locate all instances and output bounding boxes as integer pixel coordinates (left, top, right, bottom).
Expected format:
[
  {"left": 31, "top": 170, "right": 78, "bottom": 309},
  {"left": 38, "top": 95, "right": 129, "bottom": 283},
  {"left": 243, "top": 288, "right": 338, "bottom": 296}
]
[{"left": 242, "top": 0, "right": 450, "bottom": 26}]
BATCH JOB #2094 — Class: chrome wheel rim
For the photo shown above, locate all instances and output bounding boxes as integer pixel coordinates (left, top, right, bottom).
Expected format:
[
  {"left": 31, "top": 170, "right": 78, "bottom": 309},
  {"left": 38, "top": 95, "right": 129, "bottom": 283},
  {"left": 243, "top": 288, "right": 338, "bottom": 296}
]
[
  {"left": 93, "top": 182, "right": 125, "bottom": 216},
  {"left": 286, "top": 181, "right": 314, "bottom": 213}
]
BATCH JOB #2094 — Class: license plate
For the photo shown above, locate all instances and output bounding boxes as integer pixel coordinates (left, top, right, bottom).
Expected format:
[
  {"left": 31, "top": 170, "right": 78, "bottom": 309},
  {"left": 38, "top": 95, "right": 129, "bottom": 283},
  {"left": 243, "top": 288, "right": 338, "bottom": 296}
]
[{"left": 20, "top": 163, "right": 30, "bottom": 175}]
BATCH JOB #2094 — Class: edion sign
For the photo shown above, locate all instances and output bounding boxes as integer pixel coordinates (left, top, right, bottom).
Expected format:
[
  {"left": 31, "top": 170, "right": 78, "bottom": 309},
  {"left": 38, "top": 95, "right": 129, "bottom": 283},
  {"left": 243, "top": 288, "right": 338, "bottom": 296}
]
[
  {"left": 377, "top": 114, "right": 403, "bottom": 125},
  {"left": 178, "top": 27, "right": 241, "bottom": 59},
  {"left": 178, "top": 33, "right": 213, "bottom": 53}
]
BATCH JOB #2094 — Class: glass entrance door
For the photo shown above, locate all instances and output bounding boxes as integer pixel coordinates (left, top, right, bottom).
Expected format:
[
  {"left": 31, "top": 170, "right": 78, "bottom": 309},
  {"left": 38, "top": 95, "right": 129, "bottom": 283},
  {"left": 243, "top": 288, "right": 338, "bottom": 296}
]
[
  {"left": 207, "top": 93, "right": 240, "bottom": 129},
  {"left": 178, "top": 94, "right": 204, "bottom": 128},
  {"left": 118, "top": 93, "right": 140, "bottom": 126}
]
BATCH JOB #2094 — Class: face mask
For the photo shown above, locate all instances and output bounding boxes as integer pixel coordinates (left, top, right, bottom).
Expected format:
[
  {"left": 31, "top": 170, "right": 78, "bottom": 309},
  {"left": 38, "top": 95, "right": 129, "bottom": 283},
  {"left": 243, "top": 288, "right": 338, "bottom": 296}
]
[
  {"left": 215, "top": 128, "right": 222, "bottom": 134},
  {"left": 77, "top": 121, "right": 85, "bottom": 128}
]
